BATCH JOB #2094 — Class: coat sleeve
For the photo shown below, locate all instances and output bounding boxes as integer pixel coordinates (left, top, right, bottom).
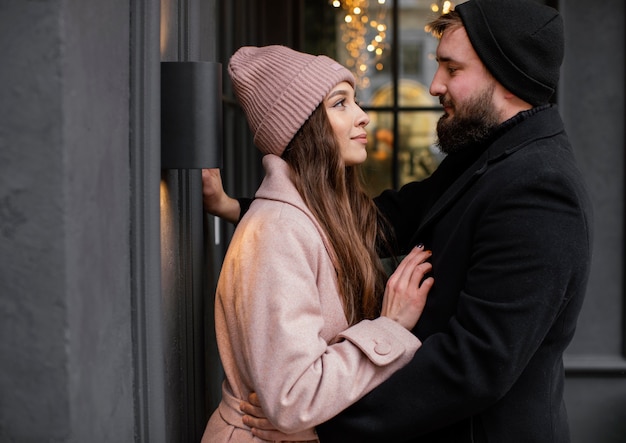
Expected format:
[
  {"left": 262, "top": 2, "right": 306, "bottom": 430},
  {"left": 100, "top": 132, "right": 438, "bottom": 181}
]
[
  {"left": 236, "top": 197, "right": 253, "bottom": 222},
  {"left": 229, "top": 205, "right": 421, "bottom": 434},
  {"left": 374, "top": 180, "right": 431, "bottom": 253},
  {"left": 317, "top": 158, "right": 593, "bottom": 441}
]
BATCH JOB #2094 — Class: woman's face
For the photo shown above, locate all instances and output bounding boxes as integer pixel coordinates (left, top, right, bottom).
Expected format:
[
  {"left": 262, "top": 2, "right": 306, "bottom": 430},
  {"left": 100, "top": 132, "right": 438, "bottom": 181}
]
[{"left": 324, "top": 81, "right": 370, "bottom": 166}]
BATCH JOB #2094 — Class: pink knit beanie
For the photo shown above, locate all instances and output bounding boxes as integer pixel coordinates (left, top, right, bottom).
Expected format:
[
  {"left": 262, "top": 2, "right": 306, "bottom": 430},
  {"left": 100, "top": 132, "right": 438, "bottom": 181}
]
[{"left": 228, "top": 45, "right": 355, "bottom": 156}]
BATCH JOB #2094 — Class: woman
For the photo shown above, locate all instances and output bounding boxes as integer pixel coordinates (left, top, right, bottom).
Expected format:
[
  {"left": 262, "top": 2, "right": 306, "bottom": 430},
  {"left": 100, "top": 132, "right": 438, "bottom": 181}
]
[{"left": 202, "top": 45, "right": 434, "bottom": 442}]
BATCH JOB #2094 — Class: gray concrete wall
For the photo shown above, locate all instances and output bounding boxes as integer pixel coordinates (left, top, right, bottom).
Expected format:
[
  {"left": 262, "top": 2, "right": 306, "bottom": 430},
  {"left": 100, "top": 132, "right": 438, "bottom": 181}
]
[
  {"left": 560, "top": 0, "right": 626, "bottom": 441},
  {"left": 0, "top": 1, "right": 135, "bottom": 441}
]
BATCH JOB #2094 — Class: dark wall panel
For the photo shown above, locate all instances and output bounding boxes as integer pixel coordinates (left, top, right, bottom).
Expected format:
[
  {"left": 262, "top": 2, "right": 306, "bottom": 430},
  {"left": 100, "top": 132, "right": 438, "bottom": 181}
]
[{"left": 560, "top": 0, "right": 626, "bottom": 440}]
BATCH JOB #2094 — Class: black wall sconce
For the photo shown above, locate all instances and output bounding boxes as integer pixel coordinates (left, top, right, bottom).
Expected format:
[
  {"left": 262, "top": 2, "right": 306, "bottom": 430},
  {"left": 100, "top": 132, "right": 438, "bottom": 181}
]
[{"left": 161, "top": 61, "right": 223, "bottom": 169}]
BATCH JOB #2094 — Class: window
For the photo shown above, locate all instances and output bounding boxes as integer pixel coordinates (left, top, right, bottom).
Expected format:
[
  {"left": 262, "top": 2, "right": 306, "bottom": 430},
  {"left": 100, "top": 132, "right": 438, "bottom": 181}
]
[{"left": 303, "top": 0, "right": 461, "bottom": 196}]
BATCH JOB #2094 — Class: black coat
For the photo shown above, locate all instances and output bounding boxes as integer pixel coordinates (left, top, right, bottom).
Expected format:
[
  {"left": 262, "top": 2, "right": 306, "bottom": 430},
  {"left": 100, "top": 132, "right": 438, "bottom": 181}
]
[{"left": 317, "top": 106, "right": 593, "bottom": 443}]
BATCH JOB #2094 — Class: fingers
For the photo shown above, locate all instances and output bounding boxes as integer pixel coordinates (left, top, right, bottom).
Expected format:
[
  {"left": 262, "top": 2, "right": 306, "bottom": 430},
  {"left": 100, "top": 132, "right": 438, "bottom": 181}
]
[
  {"left": 202, "top": 168, "right": 238, "bottom": 219},
  {"left": 201, "top": 169, "right": 215, "bottom": 188},
  {"left": 241, "top": 393, "right": 275, "bottom": 431},
  {"left": 202, "top": 168, "right": 223, "bottom": 185},
  {"left": 388, "top": 246, "right": 432, "bottom": 290},
  {"left": 240, "top": 400, "right": 264, "bottom": 421},
  {"left": 201, "top": 168, "right": 221, "bottom": 179},
  {"left": 409, "top": 259, "right": 433, "bottom": 290},
  {"left": 393, "top": 246, "right": 431, "bottom": 277},
  {"left": 240, "top": 392, "right": 317, "bottom": 440},
  {"left": 242, "top": 413, "right": 273, "bottom": 431},
  {"left": 420, "top": 276, "right": 435, "bottom": 293},
  {"left": 381, "top": 245, "right": 434, "bottom": 330},
  {"left": 248, "top": 392, "right": 261, "bottom": 407}
]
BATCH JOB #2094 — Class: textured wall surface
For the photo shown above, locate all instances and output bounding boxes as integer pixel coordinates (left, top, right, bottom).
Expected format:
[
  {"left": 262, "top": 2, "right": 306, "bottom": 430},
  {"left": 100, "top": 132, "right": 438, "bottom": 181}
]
[
  {"left": 560, "top": 0, "right": 626, "bottom": 441},
  {"left": 0, "top": 1, "right": 134, "bottom": 441}
]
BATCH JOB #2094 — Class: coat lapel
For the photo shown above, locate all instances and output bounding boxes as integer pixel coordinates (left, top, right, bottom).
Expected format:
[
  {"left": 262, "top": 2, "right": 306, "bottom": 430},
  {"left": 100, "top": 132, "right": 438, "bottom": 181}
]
[
  {"left": 409, "top": 106, "right": 565, "bottom": 244},
  {"left": 413, "top": 148, "right": 489, "bottom": 238}
]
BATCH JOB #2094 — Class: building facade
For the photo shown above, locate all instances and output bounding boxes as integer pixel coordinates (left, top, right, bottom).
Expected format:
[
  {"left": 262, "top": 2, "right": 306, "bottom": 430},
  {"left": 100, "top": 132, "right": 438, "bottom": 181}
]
[{"left": 0, "top": 0, "right": 624, "bottom": 441}]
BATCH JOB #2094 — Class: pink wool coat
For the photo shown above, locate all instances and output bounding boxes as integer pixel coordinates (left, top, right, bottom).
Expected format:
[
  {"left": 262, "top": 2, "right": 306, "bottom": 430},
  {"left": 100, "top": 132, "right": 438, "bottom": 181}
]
[{"left": 202, "top": 154, "right": 421, "bottom": 442}]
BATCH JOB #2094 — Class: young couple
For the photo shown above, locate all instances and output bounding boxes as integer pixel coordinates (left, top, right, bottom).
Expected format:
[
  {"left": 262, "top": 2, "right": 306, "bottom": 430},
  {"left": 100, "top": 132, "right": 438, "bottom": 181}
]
[{"left": 202, "top": 1, "right": 593, "bottom": 442}]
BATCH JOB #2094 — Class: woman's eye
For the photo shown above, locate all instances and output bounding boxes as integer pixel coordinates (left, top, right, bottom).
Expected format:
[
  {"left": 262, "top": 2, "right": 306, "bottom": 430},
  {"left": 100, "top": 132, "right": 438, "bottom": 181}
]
[{"left": 332, "top": 99, "right": 346, "bottom": 108}]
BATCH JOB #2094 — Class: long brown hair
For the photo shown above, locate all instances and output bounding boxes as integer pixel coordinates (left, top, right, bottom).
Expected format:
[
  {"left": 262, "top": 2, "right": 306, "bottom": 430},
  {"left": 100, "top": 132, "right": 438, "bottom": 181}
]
[{"left": 282, "top": 104, "right": 390, "bottom": 325}]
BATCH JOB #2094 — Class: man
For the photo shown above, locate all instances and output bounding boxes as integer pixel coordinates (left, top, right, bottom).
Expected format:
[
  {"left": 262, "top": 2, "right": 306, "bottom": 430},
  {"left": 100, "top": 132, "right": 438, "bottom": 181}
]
[{"left": 204, "top": 0, "right": 593, "bottom": 441}]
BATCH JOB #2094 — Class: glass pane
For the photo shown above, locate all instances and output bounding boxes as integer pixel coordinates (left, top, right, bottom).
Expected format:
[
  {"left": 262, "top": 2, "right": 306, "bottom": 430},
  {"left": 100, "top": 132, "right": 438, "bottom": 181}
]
[
  {"left": 361, "top": 110, "right": 443, "bottom": 197},
  {"left": 397, "top": 110, "right": 444, "bottom": 187},
  {"left": 398, "top": 0, "right": 438, "bottom": 101},
  {"left": 302, "top": 0, "right": 452, "bottom": 194},
  {"left": 304, "top": 0, "right": 394, "bottom": 108},
  {"left": 338, "top": 0, "right": 394, "bottom": 107},
  {"left": 303, "top": 1, "right": 340, "bottom": 57},
  {"left": 362, "top": 111, "right": 394, "bottom": 197},
  {"left": 369, "top": 79, "right": 442, "bottom": 186}
]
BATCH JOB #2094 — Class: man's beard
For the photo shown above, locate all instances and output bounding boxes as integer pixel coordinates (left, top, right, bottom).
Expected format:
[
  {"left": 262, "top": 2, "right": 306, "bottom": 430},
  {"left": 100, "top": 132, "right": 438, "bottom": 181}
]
[{"left": 436, "top": 82, "right": 501, "bottom": 155}]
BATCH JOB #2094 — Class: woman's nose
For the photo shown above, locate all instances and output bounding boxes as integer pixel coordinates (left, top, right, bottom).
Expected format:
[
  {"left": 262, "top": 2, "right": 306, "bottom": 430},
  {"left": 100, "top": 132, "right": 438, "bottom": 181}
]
[{"left": 357, "top": 107, "right": 370, "bottom": 127}]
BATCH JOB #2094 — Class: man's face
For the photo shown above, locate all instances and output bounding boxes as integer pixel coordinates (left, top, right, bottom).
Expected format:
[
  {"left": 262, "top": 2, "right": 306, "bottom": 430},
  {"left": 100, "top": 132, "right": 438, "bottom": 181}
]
[
  {"left": 436, "top": 81, "right": 500, "bottom": 154},
  {"left": 429, "top": 26, "right": 503, "bottom": 154}
]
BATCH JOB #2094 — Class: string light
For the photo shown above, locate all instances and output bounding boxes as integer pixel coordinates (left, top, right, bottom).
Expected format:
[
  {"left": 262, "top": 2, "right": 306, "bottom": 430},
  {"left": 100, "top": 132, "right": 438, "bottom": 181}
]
[
  {"left": 331, "top": 1, "right": 456, "bottom": 88},
  {"left": 430, "top": 1, "right": 455, "bottom": 14},
  {"left": 331, "top": 0, "right": 389, "bottom": 89}
]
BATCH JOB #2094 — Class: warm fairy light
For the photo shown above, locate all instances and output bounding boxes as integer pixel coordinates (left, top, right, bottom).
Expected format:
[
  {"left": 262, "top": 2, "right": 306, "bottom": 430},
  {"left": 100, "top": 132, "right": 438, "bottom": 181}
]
[
  {"left": 329, "top": 0, "right": 389, "bottom": 88},
  {"left": 430, "top": 1, "right": 455, "bottom": 14}
]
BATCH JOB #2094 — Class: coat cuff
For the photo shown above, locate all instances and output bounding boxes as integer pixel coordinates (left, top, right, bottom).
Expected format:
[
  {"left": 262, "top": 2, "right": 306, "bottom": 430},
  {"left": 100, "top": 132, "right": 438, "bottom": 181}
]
[{"left": 337, "top": 317, "right": 421, "bottom": 366}]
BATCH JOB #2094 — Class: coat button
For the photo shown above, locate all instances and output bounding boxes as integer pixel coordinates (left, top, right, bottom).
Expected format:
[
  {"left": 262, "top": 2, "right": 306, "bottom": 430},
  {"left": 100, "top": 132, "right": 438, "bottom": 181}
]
[{"left": 374, "top": 340, "right": 392, "bottom": 355}]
